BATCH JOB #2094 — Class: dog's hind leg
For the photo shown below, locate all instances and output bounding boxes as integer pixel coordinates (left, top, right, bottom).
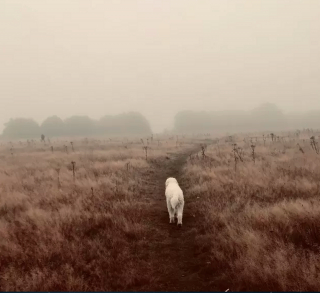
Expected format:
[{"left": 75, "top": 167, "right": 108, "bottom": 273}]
[
  {"left": 167, "top": 199, "right": 175, "bottom": 223},
  {"left": 177, "top": 201, "right": 184, "bottom": 226}
]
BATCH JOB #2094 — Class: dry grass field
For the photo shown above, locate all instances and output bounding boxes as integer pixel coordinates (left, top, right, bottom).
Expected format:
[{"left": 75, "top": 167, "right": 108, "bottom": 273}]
[
  {"left": 0, "top": 131, "right": 320, "bottom": 291},
  {"left": 0, "top": 135, "right": 206, "bottom": 291},
  {"left": 182, "top": 131, "right": 320, "bottom": 291}
]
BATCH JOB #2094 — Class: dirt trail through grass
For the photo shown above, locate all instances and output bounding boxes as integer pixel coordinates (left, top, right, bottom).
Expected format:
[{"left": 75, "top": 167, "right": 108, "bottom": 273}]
[{"left": 136, "top": 146, "right": 214, "bottom": 291}]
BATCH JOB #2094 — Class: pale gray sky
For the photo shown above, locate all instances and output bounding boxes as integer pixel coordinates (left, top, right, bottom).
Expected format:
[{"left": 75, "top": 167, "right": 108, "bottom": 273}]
[{"left": 1, "top": 0, "right": 320, "bottom": 133}]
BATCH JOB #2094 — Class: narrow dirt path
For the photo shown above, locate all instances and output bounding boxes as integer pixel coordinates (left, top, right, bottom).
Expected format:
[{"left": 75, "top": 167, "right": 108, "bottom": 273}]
[{"left": 136, "top": 145, "right": 215, "bottom": 291}]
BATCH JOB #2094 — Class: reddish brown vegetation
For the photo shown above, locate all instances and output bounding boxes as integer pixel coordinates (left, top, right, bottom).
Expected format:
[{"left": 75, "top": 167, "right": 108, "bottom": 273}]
[
  {"left": 182, "top": 133, "right": 320, "bottom": 291},
  {"left": 1, "top": 132, "right": 320, "bottom": 291},
  {"left": 0, "top": 137, "right": 199, "bottom": 291}
]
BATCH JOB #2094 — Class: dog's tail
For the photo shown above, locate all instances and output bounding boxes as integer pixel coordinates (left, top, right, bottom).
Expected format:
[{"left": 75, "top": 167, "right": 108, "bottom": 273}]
[
  {"left": 171, "top": 194, "right": 183, "bottom": 211},
  {"left": 170, "top": 196, "right": 179, "bottom": 211}
]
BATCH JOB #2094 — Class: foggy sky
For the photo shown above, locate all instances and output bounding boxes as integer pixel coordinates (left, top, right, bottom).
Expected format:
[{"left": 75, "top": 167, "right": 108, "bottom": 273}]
[{"left": 1, "top": 0, "right": 320, "bottom": 133}]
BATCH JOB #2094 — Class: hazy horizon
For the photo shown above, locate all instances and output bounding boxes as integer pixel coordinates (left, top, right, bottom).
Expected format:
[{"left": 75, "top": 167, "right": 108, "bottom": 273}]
[{"left": 1, "top": 0, "right": 320, "bottom": 133}]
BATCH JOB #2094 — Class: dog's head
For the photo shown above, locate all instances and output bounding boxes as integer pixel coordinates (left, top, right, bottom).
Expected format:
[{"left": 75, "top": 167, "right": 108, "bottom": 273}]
[{"left": 165, "top": 177, "right": 178, "bottom": 187}]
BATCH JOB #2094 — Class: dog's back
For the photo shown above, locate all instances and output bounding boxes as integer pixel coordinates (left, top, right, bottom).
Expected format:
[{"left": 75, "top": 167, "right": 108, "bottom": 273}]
[
  {"left": 165, "top": 177, "right": 184, "bottom": 225},
  {"left": 165, "top": 178, "right": 183, "bottom": 204}
]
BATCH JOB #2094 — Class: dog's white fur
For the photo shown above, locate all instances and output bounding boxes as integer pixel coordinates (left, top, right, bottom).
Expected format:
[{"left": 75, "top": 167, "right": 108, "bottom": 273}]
[{"left": 165, "top": 177, "right": 184, "bottom": 225}]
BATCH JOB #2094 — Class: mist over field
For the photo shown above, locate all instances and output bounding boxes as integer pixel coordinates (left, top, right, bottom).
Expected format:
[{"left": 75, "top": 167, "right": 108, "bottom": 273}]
[
  {"left": 1, "top": 0, "right": 320, "bottom": 135},
  {"left": 1, "top": 1, "right": 320, "bottom": 292},
  {"left": 2, "top": 102, "right": 320, "bottom": 140}
]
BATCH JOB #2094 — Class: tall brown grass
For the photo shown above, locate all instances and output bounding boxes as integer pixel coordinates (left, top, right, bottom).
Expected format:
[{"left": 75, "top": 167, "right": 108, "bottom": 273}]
[
  {"left": 2, "top": 131, "right": 319, "bottom": 291},
  {"left": 182, "top": 134, "right": 320, "bottom": 291},
  {"left": 0, "top": 136, "right": 196, "bottom": 291}
]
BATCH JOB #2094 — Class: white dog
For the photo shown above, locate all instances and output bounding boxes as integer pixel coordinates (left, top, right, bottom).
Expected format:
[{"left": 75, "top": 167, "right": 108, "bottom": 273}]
[{"left": 165, "top": 177, "right": 185, "bottom": 226}]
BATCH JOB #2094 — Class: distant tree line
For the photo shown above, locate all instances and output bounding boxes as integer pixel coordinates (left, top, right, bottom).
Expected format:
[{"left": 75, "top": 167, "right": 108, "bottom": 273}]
[
  {"left": 174, "top": 103, "right": 320, "bottom": 134},
  {"left": 1, "top": 112, "right": 152, "bottom": 139}
]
